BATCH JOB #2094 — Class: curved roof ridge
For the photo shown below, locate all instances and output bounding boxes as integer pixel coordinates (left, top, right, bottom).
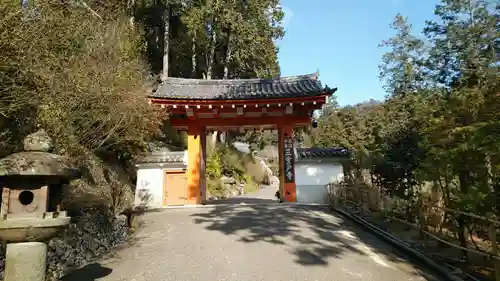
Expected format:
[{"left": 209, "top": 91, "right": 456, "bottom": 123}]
[
  {"left": 162, "top": 72, "right": 320, "bottom": 85},
  {"left": 296, "top": 147, "right": 350, "bottom": 159},
  {"left": 151, "top": 71, "right": 334, "bottom": 100}
]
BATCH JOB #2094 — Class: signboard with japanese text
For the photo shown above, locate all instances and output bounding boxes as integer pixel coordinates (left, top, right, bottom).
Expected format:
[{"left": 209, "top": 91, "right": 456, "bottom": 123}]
[{"left": 283, "top": 136, "right": 295, "bottom": 183}]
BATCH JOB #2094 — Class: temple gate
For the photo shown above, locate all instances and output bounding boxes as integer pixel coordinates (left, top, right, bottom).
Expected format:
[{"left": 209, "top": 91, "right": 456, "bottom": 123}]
[{"left": 148, "top": 72, "right": 336, "bottom": 205}]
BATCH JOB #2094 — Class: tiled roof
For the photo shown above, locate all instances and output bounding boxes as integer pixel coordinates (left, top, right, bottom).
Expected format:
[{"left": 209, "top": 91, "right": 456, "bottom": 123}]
[
  {"left": 150, "top": 72, "right": 337, "bottom": 100},
  {"left": 296, "top": 147, "right": 350, "bottom": 159},
  {"left": 136, "top": 151, "right": 185, "bottom": 165}
]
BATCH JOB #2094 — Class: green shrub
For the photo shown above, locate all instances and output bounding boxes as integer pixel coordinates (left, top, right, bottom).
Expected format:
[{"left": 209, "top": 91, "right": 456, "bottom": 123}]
[
  {"left": 206, "top": 144, "right": 261, "bottom": 196},
  {"left": 206, "top": 147, "right": 223, "bottom": 179},
  {"left": 0, "top": 1, "right": 166, "bottom": 216},
  {"left": 207, "top": 178, "right": 225, "bottom": 198}
]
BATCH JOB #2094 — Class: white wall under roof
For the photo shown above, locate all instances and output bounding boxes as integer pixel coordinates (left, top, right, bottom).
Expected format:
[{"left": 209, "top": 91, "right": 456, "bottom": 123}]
[
  {"left": 295, "top": 162, "right": 344, "bottom": 204},
  {"left": 135, "top": 168, "right": 164, "bottom": 208},
  {"left": 134, "top": 150, "right": 188, "bottom": 208}
]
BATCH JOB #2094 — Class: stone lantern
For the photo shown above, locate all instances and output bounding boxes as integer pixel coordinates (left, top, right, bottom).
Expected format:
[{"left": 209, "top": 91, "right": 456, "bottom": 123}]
[{"left": 0, "top": 130, "right": 79, "bottom": 281}]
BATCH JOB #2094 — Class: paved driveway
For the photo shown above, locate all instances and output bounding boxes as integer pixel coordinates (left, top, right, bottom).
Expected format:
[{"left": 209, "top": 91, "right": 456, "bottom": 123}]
[
  {"left": 69, "top": 198, "right": 441, "bottom": 281},
  {"left": 210, "top": 185, "right": 279, "bottom": 204}
]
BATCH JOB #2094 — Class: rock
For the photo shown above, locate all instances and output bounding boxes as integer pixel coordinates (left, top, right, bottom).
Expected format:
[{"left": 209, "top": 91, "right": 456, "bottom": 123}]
[
  {"left": 23, "top": 130, "right": 53, "bottom": 152},
  {"left": 270, "top": 176, "right": 279, "bottom": 186},
  {"left": 0, "top": 243, "right": 5, "bottom": 281},
  {"left": 230, "top": 188, "right": 239, "bottom": 196},
  {"left": 4, "top": 242, "right": 47, "bottom": 281},
  {"left": 221, "top": 176, "right": 236, "bottom": 185}
]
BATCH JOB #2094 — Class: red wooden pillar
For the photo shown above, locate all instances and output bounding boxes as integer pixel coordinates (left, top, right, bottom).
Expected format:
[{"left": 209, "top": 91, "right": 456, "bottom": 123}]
[
  {"left": 278, "top": 124, "right": 297, "bottom": 202},
  {"left": 187, "top": 124, "right": 205, "bottom": 205},
  {"left": 200, "top": 130, "right": 207, "bottom": 204}
]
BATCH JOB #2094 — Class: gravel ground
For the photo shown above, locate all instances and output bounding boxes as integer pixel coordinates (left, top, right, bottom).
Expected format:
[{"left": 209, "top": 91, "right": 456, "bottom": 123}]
[{"left": 77, "top": 190, "right": 442, "bottom": 281}]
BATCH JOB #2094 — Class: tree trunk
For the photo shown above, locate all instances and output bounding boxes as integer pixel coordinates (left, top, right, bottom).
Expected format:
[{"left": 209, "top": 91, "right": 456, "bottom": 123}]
[
  {"left": 127, "top": 0, "right": 135, "bottom": 26},
  {"left": 223, "top": 31, "right": 232, "bottom": 79},
  {"left": 191, "top": 32, "right": 197, "bottom": 78},
  {"left": 458, "top": 169, "right": 470, "bottom": 262},
  {"left": 214, "top": 30, "right": 233, "bottom": 145},
  {"left": 210, "top": 132, "right": 218, "bottom": 151},
  {"left": 206, "top": 23, "right": 218, "bottom": 151},
  {"left": 206, "top": 21, "right": 216, "bottom": 80},
  {"left": 161, "top": 4, "right": 170, "bottom": 82},
  {"left": 485, "top": 153, "right": 493, "bottom": 188}
]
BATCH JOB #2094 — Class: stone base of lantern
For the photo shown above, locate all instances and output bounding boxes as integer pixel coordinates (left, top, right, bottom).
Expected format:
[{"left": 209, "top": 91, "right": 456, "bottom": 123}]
[{"left": 4, "top": 242, "right": 47, "bottom": 281}]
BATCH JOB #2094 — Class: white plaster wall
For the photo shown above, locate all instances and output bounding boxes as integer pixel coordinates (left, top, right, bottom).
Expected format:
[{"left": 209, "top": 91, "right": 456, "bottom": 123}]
[
  {"left": 183, "top": 150, "right": 188, "bottom": 165},
  {"left": 135, "top": 168, "right": 164, "bottom": 208},
  {"left": 295, "top": 162, "right": 344, "bottom": 204}
]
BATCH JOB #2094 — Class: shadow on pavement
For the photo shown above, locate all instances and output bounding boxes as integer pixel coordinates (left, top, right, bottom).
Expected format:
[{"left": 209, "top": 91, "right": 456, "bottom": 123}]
[
  {"left": 207, "top": 197, "right": 278, "bottom": 205},
  {"left": 60, "top": 263, "right": 112, "bottom": 281},
  {"left": 190, "top": 204, "right": 441, "bottom": 280},
  {"left": 206, "top": 185, "right": 279, "bottom": 205}
]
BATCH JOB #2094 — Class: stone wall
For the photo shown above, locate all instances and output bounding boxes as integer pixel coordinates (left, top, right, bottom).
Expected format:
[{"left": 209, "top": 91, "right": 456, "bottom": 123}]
[{"left": 0, "top": 214, "right": 129, "bottom": 281}]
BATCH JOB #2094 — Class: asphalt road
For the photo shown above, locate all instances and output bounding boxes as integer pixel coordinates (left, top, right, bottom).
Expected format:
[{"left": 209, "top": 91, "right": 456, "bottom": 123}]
[{"left": 73, "top": 192, "right": 441, "bottom": 281}]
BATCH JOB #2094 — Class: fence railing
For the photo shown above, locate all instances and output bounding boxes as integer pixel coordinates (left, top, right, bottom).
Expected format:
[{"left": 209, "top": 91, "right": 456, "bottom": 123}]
[{"left": 326, "top": 182, "right": 500, "bottom": 281}]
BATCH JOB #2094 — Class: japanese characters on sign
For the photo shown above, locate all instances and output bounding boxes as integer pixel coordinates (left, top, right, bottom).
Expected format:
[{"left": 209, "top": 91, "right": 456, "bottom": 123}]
[{"left": 283, "top": 136, "right": 295, "bottom": 183}]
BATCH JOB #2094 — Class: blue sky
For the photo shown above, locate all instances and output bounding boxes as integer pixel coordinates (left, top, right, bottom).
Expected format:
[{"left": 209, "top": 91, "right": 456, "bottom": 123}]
[{"left": 277, "top": 0, "right": 440, "bottom": 106}]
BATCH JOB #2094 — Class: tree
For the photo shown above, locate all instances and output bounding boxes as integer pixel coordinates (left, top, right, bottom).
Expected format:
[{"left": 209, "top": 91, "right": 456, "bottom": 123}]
[
  {"left": 1, "top": 0, "right": 164, "bottom": 159},
  {"left": 379, "top": 14, "right": 427, "bottom": 98},
  {"left": 307, "top": 0, "right": 499, "bottom": 262}
]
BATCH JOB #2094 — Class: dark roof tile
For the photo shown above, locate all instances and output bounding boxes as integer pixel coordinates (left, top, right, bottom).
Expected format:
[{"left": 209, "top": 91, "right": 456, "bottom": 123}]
[
  {"left": 296, "top": 147, "right": 350, "bottom": 159},
  {"left": 150, "top": 72, "right": 337, "bottom": 100},
  {"left": 136, "top": 151, "right": 185, "bottom": 165}
]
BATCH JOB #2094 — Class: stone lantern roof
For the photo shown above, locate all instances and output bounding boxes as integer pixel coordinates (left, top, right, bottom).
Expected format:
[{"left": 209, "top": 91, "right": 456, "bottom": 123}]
[{"left": 0, "top": 130, "right": 79, "bottom": 178}]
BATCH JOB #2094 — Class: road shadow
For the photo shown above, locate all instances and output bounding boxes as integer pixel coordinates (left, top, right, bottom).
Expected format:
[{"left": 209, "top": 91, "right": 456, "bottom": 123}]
[
  {"left": 190, "top": 204, "right": 441, "bottom": 280},
  {"left": 60, "top": 263, "right": 112, "bottom": 281},
  {"left": 207, "top": 197, "right": 278, "bottom": 205}
]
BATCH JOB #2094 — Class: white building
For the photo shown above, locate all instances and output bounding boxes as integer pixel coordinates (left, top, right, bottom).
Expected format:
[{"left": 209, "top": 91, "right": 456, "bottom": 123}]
[
  {"left": 134, "top": 151, "right": 188, "bottom": 208},
  {"left": 134, "top": 147, "right": 350, "bottom": 207},
  {"left": 294, "top": 147, "right": 350, "bottom": 204}
]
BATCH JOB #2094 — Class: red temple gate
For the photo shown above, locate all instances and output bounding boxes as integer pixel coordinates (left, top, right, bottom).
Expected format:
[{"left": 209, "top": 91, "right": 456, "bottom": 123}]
[{"left": 149, "top": 72, "right": 336, "bottom": 205}]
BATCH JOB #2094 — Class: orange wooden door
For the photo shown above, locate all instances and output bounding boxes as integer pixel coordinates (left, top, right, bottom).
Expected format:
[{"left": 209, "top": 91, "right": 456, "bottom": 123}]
[{"left": 164, "top": 171, "right": 187, "bottom": 206}]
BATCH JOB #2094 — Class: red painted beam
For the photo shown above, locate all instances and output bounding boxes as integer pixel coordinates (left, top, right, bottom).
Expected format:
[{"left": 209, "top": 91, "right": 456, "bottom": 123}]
[
  {"left": 149, "top": 95, "right": 328, "bottom": 107},
  {"left": 169, "top": 115, "right": 311, "bottom": 127},
  {"left": 166, "top": 105, "right": 315, "bottom": 115}
]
